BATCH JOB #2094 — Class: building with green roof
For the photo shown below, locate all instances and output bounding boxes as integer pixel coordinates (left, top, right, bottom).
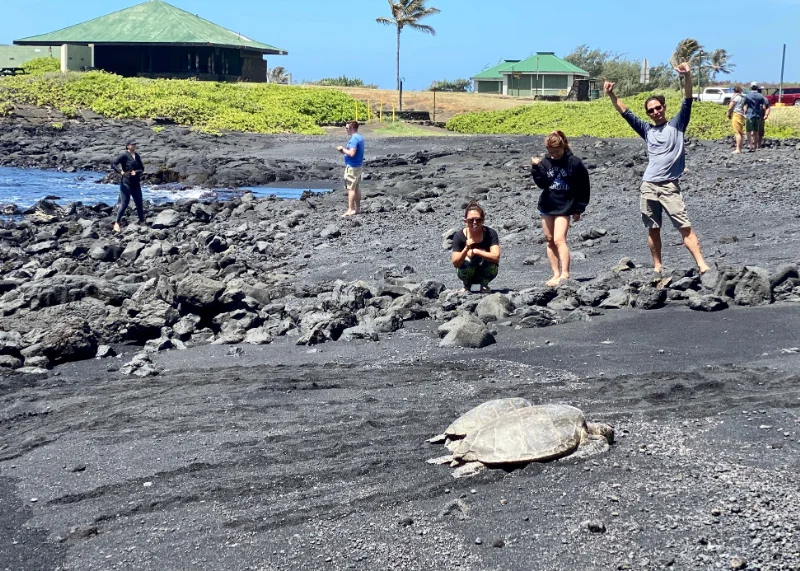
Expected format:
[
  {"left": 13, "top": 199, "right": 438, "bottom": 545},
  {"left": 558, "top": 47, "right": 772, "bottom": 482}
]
[
  {"left": 472, "top": 53, "right": 589, "bottom": 97},
  {"left": 14, "top": 0, "right": 287, "bottom": 82}
]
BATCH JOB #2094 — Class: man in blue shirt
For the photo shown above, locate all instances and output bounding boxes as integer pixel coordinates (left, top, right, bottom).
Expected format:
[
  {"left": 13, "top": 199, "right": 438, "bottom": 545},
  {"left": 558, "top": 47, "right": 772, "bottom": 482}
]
[
  {"left": 336, "top": 120, "right": 365, "bottom": 216},
  {"left": 604, "top": 61, "right": 709, "bottom": 275},
  {"left": 744, "top": 83, "right": 770, "bottom": 151}
]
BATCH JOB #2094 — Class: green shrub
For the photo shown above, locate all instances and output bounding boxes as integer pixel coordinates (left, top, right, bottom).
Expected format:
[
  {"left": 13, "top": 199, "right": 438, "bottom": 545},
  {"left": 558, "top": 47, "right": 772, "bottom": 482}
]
[
  {"left": 429, "top": 78, "right": 472, "bottom": 92},
  {"left": 0, "top": 71, "right": 369, "bottom": 135},
  {"left": 22, "top": 57, "right": 60, "bottom": 75},
  {"left": 306, "top": 76, "right": 378, "bottom": 89},
  {"left": 0, "top": 100, "right": 13, "bottom": 116},
  {"left": 446, "top": 92, "right": 800, "bottom": 139},
  {"left": 51, "top": 122, "right": 64, "bottom": 129}
]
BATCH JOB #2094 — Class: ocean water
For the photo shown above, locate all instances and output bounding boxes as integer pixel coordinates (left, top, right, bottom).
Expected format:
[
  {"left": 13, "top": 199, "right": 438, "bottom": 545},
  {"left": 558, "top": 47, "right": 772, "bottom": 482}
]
[{"left": 0, "top": 167, "right": 332, "bottom": 210}]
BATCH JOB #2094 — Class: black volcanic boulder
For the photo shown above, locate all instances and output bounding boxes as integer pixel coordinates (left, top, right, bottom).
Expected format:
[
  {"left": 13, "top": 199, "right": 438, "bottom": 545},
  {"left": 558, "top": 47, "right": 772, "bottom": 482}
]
[
  {"left": 175, "top": 274, "right": 225, "bottom": 311},
  {"left": 688, "top": 295, "right": 729, "bottom": 312},
  {"left": 733, "top": 266, "right": 772, "bottom": 306},
  {"left": 88, "top": 242, "right": 124, "bottom": 263},
  {"left": 634, "top": 287, "right": 667, "bottom": 310},
  {"left": 28, "top": 320, "right": 99, "bottom": 365}
]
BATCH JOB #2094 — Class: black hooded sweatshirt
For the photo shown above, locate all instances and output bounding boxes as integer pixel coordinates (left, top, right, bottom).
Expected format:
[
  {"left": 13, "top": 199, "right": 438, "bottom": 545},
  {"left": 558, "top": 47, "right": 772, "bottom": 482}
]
[{"left": 531, "top": 151, "right": 590, "bottom": 216}]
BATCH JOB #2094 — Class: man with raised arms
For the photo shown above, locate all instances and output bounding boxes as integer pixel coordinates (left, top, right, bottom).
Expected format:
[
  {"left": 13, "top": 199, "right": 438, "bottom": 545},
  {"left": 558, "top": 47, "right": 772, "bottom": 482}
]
[{"left": 604, "top": 62, "right": 709, "bottom": 275}]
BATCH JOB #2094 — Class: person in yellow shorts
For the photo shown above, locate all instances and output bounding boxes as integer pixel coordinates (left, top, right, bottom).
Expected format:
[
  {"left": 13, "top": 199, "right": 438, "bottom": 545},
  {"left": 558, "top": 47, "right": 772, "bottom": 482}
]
[{"left": 727, "top": 86, "right": 746, "bottom": 154}]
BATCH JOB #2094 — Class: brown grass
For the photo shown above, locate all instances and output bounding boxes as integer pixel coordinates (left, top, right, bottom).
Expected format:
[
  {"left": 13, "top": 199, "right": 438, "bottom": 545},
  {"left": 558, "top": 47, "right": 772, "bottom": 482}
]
[
  {"left": 768, "top": 106, "right": 800, "bottom": 130},
  {"left": 304, "top": 85, "right": 537, "bottom": 121}
]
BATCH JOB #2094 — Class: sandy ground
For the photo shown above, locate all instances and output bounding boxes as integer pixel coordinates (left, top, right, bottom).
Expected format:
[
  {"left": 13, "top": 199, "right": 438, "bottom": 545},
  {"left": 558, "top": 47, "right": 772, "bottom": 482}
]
[
  {"left": 2, "top": 305, "right": 799, "bottom": 571},
  {"left": 1, "top": 121, "right": 800, "bottom": 570}
]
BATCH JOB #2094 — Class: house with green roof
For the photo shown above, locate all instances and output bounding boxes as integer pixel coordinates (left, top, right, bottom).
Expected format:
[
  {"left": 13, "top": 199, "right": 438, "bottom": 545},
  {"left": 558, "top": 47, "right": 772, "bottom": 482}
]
[
  {"left": 14, "top": 0, "right": 286, "bottom": 82},
  {"left": 472, "top": 53, "right": 589, "bottom": 97}
]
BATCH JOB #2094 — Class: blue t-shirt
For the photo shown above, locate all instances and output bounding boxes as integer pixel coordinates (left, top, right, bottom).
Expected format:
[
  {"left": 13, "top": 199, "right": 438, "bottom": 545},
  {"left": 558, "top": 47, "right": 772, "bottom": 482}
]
[
  {"left": 744, "top": 91, "right": 769, "bottom": 119},
  {"left": 344, "top": 133, "right": 364, "bottom": 168}
]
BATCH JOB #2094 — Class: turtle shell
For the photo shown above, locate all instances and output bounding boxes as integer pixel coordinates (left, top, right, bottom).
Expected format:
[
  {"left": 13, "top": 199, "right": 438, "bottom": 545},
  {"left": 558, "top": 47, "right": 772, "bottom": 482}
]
[
  {"left": 444, "top": 398, "right": 531, "bottom": 438},
  {"left": 452, "top": 404, "right": 587, "bottom": 464}
]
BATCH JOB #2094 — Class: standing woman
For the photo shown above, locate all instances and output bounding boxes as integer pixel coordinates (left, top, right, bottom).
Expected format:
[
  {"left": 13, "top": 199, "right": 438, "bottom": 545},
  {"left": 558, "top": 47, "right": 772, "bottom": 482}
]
[
  {"left": 111, "top": 139, "right": 145, "bottom": 233},
  {"left": 451, "top": 201, "right": 501, "bottom": 293},
  {"left": 531, "top": 131, "right": 590, "bottom": 287}
]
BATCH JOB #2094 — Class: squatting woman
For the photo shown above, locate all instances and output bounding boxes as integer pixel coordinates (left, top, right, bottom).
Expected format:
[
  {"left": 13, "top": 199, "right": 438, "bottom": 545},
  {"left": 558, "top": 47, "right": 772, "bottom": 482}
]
[
  {"left": 531, "top": 131, "right": 590, "bottom": 286},
  {"left": 111, "top": 139, "right": 145, "bottom": 233},
  {"left": 451, "top": 201, "right": 501, "bottom": 293}
]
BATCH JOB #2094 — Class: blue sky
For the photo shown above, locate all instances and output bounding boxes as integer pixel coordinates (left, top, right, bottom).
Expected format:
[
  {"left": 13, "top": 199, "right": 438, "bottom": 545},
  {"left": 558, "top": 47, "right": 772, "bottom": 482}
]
[{"left": 2, "top": 0, "right": 798, "bottom": 89}]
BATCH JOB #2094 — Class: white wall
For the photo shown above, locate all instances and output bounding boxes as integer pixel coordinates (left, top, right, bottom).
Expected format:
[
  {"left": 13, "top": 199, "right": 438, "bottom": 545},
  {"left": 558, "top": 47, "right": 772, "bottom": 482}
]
[{"left": 60, "top": 44, "right": 93, "bottom": 72}]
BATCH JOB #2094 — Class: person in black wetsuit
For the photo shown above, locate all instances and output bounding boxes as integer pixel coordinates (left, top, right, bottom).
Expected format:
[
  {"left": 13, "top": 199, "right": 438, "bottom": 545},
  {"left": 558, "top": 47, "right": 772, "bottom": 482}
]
[
  {"left": 450, "top": 201, "right": 501, "bottom": 293},
  {"left": 530, "top": 130, "right": 590, "bottom": 287},
  {"left": 111, "top": 139, "right": 145, "bottom": 233}
]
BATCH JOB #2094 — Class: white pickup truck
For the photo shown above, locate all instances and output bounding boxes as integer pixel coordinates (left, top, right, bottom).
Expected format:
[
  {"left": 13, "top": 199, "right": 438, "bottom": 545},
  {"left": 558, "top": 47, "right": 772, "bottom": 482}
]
[{"left": 692, "top": 87, "right": 735, "bottom": 104}]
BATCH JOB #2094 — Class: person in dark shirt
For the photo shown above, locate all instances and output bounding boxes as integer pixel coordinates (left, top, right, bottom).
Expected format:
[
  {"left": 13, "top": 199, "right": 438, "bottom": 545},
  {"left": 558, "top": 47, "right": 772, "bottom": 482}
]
[
  {"left": 531, "top": 131, "right": 590, "bottom": 286},
  {"left": 744, "top": 83, "right": 770, "bottom": 151},
  {"left": 111, "top": 139, "right": 145, "bottom": 233},
  {"left": 451, "top": 201, "right": 501, "bottom": 293}
]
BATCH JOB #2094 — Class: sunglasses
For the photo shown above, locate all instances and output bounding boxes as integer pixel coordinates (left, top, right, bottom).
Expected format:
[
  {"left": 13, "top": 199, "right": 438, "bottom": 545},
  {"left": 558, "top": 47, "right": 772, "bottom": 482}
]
[
  {"left": 465, "top": 218, "right": 484, "bottom": 224},
  {"left": 646, "top": 105, "right": 664, "bottom": 114}
]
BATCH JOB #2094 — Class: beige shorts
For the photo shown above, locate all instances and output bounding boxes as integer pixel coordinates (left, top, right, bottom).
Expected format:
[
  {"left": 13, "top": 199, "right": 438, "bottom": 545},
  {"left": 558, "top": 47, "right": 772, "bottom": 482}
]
[
  {"left": 640, "top": 180, "right": 691, "bottom": 229},
  {"left": 344, "top": 166, "right": 362, "bottom": 192}
]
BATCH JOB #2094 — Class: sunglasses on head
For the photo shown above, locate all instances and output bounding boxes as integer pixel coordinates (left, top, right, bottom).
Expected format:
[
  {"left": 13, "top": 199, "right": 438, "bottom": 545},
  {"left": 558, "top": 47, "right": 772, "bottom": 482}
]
[
  {"left": 465, "top": 217, "right": 484, "bottom": 224},
  {"left": 646, "top": 105, "right": 664, "bottom": 114}
]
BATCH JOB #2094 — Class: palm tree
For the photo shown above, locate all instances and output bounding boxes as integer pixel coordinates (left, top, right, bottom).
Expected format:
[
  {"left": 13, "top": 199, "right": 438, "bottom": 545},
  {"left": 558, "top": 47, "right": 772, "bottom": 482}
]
[
  {"left": 268, "top": 66, "right": 289, "bottom": 84},
  {"left": 709, "top": 49, "right": 735, "bottom": 82},
  {"left": 671, "top": 38, "right": 704, "bottom": 89},
  {"left": 376, "top": 0, "right": 440, "bottom": 91},
  {"left": 670, "top": 38, "right": 704, "bottom": 68}
]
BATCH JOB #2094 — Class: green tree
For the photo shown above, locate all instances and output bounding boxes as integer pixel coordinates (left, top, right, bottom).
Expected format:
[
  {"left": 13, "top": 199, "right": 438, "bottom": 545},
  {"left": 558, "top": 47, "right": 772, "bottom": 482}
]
[
  {"left": 376, "top": 0, "right": 440, "bottom": 91},
  {"left": 428, "top": 78, "right": 472, "bottom": 92},
  {"left": 709, "top": 49, "right": 735, "bottom": 82},
  {"left": 268, "top": 66, "right": 289, "bottom": 84},
  {"left": 564, "top": 45, "right": 612, "bottom": 79},
  {"left": 671, "top": 38, "right": 705, "bottom": 89},
  {"left": 670, "top": 38, "right": 704, "bottom": 67}
]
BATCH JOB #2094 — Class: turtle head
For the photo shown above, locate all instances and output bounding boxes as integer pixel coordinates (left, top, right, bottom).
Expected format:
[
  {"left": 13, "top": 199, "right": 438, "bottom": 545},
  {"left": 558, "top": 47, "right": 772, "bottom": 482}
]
[{"left": 587, "top": 422, "right": 615, "bottom": 445}]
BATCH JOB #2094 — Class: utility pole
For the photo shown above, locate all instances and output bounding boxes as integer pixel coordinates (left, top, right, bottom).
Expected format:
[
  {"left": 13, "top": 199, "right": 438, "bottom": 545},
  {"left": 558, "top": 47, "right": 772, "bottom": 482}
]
[{"left": 779, "top": 43, "right": 786, "bottom": 103}]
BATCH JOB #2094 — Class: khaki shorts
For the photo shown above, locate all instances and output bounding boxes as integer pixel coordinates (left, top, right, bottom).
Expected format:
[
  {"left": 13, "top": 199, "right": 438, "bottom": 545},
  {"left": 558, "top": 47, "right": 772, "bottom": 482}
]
[
  {"left": 732, "top": 114, "right": 745, "bottom": 136},
  {"left": 640, "top": 180, "right": 692, "bottom": 229},
  {"left": 344, "top": 166, "right": 362, "bottom": 192}
]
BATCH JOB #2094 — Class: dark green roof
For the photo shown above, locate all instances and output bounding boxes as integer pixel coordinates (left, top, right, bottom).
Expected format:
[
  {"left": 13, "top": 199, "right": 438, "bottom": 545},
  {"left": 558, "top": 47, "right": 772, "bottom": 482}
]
[
  {"left": 14, "top": 0, "right": 286, "bottom": 55},
  {"left": 472, "top": 60, "right": 520, "bottom": 80},
  {"left": 473, "top": 53, "right": 588, "bottom": 79}
]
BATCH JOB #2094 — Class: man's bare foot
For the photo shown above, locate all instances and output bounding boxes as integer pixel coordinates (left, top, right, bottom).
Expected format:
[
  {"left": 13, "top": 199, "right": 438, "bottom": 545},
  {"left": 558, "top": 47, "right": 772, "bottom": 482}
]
[
  {"left": 559, "top": 273, "right": 570, "bottom": 283},
  {"left": 698, "top": 264, "right": 710, "bottom": 274},
  {"left": 113, "top": 222, "right": 121, "bottom": 233},
  {"left": 545, "top": 276, "right": 561, "bottom": 287},
  {"left": 653, "top": 266, "right": 663, "bottom": 275},
  {"left": 342, "top": 210, "right": 354, "bottom": 217},
  {"left": 732, "top": 150, "right": 741, "bottom": 154}
]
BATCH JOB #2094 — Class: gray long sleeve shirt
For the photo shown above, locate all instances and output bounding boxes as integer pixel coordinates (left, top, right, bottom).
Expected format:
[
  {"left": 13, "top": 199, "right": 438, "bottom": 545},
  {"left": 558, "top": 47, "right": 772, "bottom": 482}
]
[{"left": 622, "top": 98, "right": 692, "bottom": 183}]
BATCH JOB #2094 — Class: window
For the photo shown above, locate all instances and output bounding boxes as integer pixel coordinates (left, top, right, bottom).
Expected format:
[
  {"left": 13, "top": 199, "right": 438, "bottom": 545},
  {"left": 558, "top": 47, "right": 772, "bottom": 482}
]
[{"left": 542, "top": 75, "right": 568, "bottom": 90}]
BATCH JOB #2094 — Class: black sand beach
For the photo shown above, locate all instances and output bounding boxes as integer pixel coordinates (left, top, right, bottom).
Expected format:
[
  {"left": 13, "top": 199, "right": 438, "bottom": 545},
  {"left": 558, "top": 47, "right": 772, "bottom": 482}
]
[{"left": 1, "top": 116, "right": 799, "bottom": 570}]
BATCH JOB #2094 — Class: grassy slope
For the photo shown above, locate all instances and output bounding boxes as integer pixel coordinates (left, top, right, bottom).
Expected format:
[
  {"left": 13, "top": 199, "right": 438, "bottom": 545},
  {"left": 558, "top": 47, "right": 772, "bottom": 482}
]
[
  {"left": 0, "top": 71, "right": 368, "bottom": 135},
  {"left": 445, "top": 92, "right": 800, "bottom": 139}
]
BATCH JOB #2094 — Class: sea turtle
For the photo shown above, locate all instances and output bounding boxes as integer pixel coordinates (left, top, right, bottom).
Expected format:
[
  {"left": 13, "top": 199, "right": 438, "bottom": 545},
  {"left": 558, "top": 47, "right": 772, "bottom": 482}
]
[
  {"left": 444, "top": 397, "right": 531, "bottom": 439},
  {"left": 428, "top": 402, "right": 614, "bottom": 479}
]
